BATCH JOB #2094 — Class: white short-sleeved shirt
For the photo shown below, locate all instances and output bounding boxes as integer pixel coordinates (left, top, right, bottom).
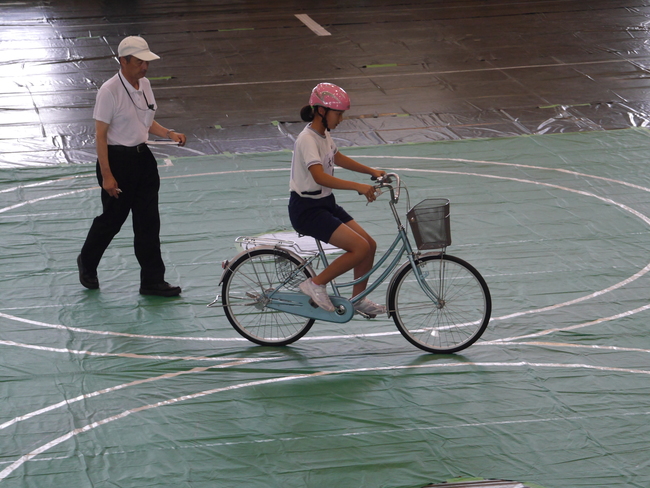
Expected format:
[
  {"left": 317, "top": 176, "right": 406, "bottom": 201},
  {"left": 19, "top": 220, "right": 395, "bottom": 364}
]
[
  {"left": 290, "top": 125, "right": 338, "bottom": 199},
  {"left": 93, "top": 71, "right": 157, "bottom": 147}
]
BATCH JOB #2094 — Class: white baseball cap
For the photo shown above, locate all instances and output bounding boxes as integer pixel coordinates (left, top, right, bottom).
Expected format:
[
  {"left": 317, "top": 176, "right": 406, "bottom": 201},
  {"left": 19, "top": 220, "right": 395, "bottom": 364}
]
[{"left": 117, "top": 36, "right": 160, "bottom": 61}]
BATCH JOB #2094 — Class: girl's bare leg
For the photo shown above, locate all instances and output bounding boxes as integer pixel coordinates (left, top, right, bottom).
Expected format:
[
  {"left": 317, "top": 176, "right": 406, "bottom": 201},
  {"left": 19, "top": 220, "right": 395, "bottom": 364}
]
[
  {"left": 342, "top": 220, "right": 376, "bottom": 296},
  {"left": 311, "top": 220, "right": 376, "bottom": 297}
]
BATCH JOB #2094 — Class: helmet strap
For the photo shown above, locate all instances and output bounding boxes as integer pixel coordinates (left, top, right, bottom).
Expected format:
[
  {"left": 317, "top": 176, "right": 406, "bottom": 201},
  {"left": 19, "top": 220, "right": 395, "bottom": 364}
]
[{"left": 318, "top": 107, "right": 331, "bottom": 131}]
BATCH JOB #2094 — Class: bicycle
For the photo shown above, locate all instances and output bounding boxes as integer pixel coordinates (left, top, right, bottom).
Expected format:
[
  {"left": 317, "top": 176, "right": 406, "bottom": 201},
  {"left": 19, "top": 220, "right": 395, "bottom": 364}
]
[{"left": 210, "top": 173, "right": 491, "bottom": 354}]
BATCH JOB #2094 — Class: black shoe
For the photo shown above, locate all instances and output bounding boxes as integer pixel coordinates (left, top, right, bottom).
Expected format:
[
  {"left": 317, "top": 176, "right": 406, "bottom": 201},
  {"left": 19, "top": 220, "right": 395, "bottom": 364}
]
[
  {"left": 77, "top": 254, "right": 99, "bottom": 289},
  {"left": 139, "top": 281, "right": 181, "bottom": 297}
]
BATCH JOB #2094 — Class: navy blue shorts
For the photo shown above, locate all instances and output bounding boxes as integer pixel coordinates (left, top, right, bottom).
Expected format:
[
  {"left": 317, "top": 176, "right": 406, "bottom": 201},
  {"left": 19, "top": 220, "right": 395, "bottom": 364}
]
[{"left": 288, "top": 192, "right": 353, "bottom": 243}]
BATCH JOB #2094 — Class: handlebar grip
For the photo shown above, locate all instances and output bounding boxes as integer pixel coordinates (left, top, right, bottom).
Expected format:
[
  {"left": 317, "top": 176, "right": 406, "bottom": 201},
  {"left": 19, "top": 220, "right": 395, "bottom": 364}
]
[
  {"left": 372, "top": 175, "right": 393, "bottom": 184},
  {"left": 369, "top": 173, "right": 400, "bottom": 202}
]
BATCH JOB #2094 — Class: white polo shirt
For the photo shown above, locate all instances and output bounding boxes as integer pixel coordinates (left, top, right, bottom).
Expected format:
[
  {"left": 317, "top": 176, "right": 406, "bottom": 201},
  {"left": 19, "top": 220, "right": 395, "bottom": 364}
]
[
  {"left": 93, "top": 71, "right": 157, "bottom": 147},
  {"left": 290, "top": 125, "right": 338, "bottom": 199}
]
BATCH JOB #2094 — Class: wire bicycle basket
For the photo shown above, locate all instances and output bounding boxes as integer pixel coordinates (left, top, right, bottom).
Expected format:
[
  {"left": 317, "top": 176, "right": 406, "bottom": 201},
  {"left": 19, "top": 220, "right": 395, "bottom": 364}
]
[{"left": 406, "top": 198, "right": 451, "bottom": 250}]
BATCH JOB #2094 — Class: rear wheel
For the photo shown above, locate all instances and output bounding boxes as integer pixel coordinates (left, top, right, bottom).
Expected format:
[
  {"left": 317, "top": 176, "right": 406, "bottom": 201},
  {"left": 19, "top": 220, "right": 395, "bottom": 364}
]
[
  {"left": 222, "top": 248, "right": 315, "bottom": 346},
  {"left": 388, "top": 254, "right": 491, "bottom": 353}
]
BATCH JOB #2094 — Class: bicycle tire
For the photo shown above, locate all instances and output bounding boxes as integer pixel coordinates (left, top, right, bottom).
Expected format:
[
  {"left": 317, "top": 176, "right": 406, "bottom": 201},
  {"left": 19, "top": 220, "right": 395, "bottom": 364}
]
[
  {"left": 222, "top": 248, "right": 316, "bottom": 346},
  {"left": 388, "top": 253, "right": 491, "bottom": 353}
]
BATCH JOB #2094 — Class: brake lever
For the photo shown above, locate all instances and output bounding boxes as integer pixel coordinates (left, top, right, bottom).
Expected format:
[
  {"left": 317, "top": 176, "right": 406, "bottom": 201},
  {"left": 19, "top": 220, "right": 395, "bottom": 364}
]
[
  {"left": 372, "top": 175, "right": 393, "bottom": 185},
  {"left": 366, "top": 186, "right": 384, "bottom": 205}
]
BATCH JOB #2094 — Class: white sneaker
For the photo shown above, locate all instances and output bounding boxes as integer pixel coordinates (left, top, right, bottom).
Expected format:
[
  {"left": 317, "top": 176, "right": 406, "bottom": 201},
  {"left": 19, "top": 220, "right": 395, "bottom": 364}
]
[
  {"left": 354, "top": 298, "right": 386, "bottom": 318},
  {"left": 299, "top": 278, "right": 335, "bottom": 312}
]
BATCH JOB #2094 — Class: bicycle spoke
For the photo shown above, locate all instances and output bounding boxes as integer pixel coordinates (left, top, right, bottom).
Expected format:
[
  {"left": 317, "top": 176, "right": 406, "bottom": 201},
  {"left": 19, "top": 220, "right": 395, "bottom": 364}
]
[
  {"left": 389, "top": 254, "right": 491, "bottom": 353},
  {"left": 222, "top": 249, "right": 315, "bottom": 346}
]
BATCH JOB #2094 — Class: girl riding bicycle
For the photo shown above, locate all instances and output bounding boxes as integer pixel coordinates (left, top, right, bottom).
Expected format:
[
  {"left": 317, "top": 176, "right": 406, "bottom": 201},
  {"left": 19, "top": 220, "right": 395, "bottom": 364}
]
[{"left": 289, "top": 82, "right": 386, "bottom": 316}]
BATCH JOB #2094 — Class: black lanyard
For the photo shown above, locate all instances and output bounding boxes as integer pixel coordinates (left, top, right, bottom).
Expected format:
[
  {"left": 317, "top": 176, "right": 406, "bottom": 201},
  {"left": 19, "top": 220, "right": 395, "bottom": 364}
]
[{"left": 118, "top": 72, "right": 155, "bottom": 111}]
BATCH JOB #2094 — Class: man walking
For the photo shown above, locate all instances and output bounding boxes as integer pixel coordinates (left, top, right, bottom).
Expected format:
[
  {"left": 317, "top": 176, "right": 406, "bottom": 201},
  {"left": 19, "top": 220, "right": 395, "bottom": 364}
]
[{"left": 77, "top": 36, "right": 185, "bottom": 297}]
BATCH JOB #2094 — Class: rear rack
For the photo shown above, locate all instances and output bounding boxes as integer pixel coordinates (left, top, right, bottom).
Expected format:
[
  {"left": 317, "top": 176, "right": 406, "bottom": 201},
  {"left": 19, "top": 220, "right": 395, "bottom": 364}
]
[{"left": 235, "top": 235, "right": 340, "bottom": 257}]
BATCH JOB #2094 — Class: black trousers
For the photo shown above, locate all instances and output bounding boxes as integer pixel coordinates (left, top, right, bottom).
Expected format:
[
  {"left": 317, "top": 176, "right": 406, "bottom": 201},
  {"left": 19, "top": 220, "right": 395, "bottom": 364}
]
[{"left": 80, "top": 144, "right": 166, "bottom": 285}]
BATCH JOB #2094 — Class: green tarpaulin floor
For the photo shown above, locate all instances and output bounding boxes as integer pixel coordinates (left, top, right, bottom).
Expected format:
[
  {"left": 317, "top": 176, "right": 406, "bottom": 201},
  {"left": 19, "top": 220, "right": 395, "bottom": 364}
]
[{"left": 3, "top": 129, "right": 650, "bottom": 487}]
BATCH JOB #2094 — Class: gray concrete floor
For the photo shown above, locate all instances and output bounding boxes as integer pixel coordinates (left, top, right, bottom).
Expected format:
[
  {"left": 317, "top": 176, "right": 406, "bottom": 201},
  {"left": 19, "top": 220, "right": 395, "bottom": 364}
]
[{"left": 2, "top": 0, "right": 650, "bottom": 166}]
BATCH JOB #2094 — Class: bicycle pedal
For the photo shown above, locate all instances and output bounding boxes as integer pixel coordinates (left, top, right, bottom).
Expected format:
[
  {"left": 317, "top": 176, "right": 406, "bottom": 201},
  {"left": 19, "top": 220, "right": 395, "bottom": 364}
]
[{"left": 355, "top": 310, "right": 377, "bottom": 319}]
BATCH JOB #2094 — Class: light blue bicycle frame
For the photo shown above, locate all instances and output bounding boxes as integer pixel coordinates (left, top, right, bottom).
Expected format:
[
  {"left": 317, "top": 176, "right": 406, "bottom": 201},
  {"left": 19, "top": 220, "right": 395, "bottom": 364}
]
[{"left": 263, "top": 176, "right": 442, "bottom": 313}]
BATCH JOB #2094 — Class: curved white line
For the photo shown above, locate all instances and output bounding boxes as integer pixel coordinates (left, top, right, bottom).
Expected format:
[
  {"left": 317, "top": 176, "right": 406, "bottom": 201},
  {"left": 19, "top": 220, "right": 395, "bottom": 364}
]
[
  {"left": 482, "top": 340, "right": 650, "bottom": 355},
  {"left": 363, "top": 162, "right": 650, "bottom": 324},
  {"left": 392, "top": 166, "right": 650, "bottom": 226},
  {"left": 0, "top": 358, "right": 272, "bottom": 432},
  {"left": 159, "top": 167, "right": 289, "bottom": 181},
  {"left": 0, "top": 312, "right": 245, "bottom": 342},
  {"left": 62, "top": 409, "right": 650, "bottom": 459},
  {"left": 154, "top": 146, "right": 206, "bottom": 156},
  {"left": 304, "top": 302, "right": 650, "bottom": 342},
  {"left": 492, "top": 303, "right": 650, "bottom": 342},
  {"left": 0, "top": 189, "right": 90, "bottom": 214},
  {"left": 492, "top": 262, "right": 650, "bottom": 322},
  {"left": 0, "top": 338, "right": 254, "bottom": 361},
  {"left": 0, "top": 175, "right": 93, "bottom": 194},
  {"left": 0, "top": 169, "right": 290, "bottom": 215},
  {"left": 0, "top": 153, "right": 647, "bottom": 481},
  {"left": 2, "top": 359, "right": 649, "bottom": 480},
  {"left": 355, "top": 154, "right": 650, "bottom": 194},
  {"left": 2, "top": 161, "right": 650, "bottom": 344}
]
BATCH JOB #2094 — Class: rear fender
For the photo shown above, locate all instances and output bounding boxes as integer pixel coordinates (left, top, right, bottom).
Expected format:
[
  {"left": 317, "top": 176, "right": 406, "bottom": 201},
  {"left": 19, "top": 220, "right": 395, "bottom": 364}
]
[{"left": 218, "top": 245, "right": 311, "bottom": 286}]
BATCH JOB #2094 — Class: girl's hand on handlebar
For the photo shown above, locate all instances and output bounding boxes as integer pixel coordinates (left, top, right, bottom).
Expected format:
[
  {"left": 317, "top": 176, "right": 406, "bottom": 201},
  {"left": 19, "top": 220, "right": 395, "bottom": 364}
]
[{"left": 357, "top": 183, "right": 378, "bottom": 203}]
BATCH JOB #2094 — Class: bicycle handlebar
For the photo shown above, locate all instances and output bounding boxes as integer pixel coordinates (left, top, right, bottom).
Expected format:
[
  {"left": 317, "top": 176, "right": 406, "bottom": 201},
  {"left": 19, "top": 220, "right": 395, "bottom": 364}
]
[{"left": 372, "top": 172, "right": 401, "bottom": 203}]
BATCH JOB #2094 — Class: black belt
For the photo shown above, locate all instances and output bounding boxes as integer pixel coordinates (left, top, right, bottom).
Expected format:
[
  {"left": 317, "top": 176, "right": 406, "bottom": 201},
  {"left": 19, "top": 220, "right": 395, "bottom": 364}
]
[{"left": 108, "top": 143, "right": 148, "bottom": 153}]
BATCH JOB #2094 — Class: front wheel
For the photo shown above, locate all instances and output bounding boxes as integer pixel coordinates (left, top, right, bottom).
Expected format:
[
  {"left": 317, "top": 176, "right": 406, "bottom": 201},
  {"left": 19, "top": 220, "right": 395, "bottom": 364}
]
[
  {"left": 388, "top": 254, "right": 491, "bottom": 353},
  {"left": 221, "top": 248, "right": 316, "bottom": 346}
]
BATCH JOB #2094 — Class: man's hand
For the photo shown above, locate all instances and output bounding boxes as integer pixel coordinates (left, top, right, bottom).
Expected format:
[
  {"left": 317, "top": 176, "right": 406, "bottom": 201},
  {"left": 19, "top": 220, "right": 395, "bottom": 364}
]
[
  {"left": 169, "top": 131, "right": 187, "bottom": 147},
  {"left": 103, "top": 174, "right": 121, "bottom": 198}
]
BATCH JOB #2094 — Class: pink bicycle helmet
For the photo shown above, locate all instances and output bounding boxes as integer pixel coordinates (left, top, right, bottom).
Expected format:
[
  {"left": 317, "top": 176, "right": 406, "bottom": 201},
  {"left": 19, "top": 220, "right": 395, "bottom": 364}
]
[{"left": 309, "top": 83, "right": 351, "bottom": 111}]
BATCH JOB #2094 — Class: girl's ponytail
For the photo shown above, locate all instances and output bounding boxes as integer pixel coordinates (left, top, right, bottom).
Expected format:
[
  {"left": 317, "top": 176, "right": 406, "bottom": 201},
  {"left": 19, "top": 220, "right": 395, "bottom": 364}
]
[{"left": 300, "top": 105, "right": 315, "bottom": 122}]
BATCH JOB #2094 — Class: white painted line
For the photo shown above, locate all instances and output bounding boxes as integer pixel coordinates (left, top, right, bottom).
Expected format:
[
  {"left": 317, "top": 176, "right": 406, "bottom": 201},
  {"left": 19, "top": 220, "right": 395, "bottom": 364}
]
[
  {"left": 0, "top": 338, "right": 239, "bottom": 362},
  {"left": 0, "top": 189, "right": 91, "bottom": 214},
  {"left": 484, "top": 341, "right": 650, "bottom": 355},
  {"left": 3, "top": 360, "right": 649, "bottom": 479},
  {"left": 0, "top": 175, "right": 93, "bottom": 194},
  {"left": 354, "top": 154, "right": 650, "bottom": 194},
  {"left": 3, "top": 162, "right": 650, "bottom": 346},
  {"left": 13, "top": 407, "right": 650, "bottom": 466},
  {"left": 0, "top": 358, "right": 273, "bottom": 432},
  {"left": 0, "top": 312, "right": 247, "bottom": 342},
  {"left": 494, "top": 302, "right": 650, "bottom": 342},
  {"left": 295, "top": 14, "right": 331, "bottom": 36},
  {"left": 153, "top": 58, "right": 646, "bottom": 91}
]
